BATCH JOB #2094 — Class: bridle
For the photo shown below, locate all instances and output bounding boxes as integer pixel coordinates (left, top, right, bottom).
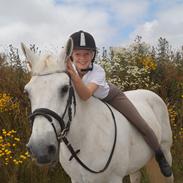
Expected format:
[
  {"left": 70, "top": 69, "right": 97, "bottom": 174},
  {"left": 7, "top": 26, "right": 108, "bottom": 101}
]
[
  {"left": 28, "top": 71, "right": 117, "bottom": 174},
  {"left": 29, "top": 72, "right": 76, "bottom": 142}
]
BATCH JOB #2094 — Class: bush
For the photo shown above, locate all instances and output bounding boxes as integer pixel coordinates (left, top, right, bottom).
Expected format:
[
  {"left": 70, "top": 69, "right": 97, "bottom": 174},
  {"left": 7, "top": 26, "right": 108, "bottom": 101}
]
[{"left": 0, "top": 39, "right": 183, "bottom": 182}]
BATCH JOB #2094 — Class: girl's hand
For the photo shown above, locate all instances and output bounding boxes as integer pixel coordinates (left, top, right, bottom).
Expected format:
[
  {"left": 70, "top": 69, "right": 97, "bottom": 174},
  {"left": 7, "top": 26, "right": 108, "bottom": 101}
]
[
  {"left": 66, "top": 59, "right": 98, "bottom": 100},
  {"left": 66, "top": 59, "right": 78, "bottom": 80}
]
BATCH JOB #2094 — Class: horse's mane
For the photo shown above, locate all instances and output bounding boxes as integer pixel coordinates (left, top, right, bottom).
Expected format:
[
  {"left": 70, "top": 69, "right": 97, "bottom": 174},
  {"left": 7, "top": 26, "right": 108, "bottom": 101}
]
[{"left": 31, "top": 49, "right": 66, "bottom": 76}]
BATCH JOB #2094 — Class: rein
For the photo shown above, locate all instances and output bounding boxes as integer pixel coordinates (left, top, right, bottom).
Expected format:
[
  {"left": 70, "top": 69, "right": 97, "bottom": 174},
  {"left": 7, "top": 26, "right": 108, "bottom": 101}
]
[
  {"left": 62, "top": 101, "right": 117, "bottom": 174},
  {"left": 29, "top": 72, "right": 117, "bottom": 174}
]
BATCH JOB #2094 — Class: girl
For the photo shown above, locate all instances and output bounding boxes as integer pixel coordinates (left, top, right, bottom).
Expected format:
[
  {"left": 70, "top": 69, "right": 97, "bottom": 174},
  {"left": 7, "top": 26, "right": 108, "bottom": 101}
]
[{"left": 66, "top": 30, "right": 172, "bottom": 177}]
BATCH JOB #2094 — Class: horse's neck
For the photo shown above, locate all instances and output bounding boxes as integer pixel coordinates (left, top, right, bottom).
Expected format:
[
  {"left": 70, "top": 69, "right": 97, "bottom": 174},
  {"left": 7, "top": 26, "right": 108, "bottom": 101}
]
[{"left": 68, "top": 96, "right": 105, "bottom": 145}]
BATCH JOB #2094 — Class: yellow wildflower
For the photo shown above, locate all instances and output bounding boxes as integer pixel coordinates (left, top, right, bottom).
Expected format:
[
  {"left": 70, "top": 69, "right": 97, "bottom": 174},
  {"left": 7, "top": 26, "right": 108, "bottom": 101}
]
[
  {"left": 20, "top": 155, "right": 27, "bottom": 159},
  {"left": 0, "top": 128, "right": 30, "bottom": 166},
  {"left": 14, "top": 137, "right": 20, "bottom": 142}
]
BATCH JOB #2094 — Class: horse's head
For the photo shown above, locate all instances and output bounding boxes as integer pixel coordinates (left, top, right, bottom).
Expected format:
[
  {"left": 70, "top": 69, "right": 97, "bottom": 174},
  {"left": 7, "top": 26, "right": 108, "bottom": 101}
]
[{"left": 22, "top": 40, "right": 74, "bottom": 166}]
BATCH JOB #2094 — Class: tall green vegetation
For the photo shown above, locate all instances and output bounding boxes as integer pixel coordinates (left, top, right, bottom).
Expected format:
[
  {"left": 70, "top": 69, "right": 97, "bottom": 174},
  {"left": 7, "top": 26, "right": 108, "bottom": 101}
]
[{"left": 0, "top": 37, "right": 183, "bottom": 182}]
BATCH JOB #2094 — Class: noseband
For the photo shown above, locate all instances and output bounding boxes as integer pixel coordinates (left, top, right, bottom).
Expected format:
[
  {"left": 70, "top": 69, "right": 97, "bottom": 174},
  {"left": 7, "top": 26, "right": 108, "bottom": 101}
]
[{"left": 29, "top": 72, "right": 76, "bottom": 142}]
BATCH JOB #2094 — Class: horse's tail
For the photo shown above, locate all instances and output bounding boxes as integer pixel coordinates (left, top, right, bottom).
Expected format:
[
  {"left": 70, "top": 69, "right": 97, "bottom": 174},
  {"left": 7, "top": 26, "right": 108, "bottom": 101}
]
[{"left": 145, "top": 157, "right": 174, "bottom": 183}]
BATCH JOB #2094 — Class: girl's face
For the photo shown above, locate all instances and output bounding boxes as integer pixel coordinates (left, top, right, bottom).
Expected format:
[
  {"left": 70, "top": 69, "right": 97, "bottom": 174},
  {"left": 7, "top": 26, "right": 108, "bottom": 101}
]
[{"left": 72, "top": 49, "right": 94, "bottom": 72}]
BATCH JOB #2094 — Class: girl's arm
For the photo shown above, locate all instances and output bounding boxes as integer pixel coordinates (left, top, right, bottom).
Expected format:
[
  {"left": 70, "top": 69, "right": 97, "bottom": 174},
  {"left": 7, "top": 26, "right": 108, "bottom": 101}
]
[{"left": 66, "top": 60, "right": 98, "bottom": 100}]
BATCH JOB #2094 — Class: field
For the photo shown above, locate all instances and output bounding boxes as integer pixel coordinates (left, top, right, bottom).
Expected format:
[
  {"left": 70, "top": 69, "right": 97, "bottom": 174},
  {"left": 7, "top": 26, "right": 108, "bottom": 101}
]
[{"left": 0, "top": 40, "right": 182, "bottom": 182}]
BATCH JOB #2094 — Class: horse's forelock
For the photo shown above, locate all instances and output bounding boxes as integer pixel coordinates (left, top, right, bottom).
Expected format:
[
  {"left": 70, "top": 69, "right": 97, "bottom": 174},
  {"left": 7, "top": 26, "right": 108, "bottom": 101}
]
[{"left": 31, "top": 53, "right": 65, "bottom": 75}]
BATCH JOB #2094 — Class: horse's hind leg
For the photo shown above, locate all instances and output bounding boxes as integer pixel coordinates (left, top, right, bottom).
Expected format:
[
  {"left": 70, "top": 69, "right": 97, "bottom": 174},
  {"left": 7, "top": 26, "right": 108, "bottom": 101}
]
[{"left": 129, "top": 171, "right": 141, "bottom": 183}]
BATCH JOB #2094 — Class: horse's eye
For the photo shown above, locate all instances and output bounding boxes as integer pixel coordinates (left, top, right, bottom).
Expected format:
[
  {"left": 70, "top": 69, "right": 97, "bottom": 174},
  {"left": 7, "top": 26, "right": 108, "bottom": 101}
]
[{"left": 61, "top": 85, "right": 69, "bottom": 95}]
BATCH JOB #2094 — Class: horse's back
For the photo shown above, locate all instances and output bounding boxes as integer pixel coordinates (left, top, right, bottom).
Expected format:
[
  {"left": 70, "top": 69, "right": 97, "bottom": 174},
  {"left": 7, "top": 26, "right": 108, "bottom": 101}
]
[
  {"left": 124, "top": 89, "right": 172, "bottom": 144},
  {"left": 110, "top": 89, "right": 172, "bottom": 174},
  {"left": 122, "top": 90, "right": 173, "bottom": 182}
]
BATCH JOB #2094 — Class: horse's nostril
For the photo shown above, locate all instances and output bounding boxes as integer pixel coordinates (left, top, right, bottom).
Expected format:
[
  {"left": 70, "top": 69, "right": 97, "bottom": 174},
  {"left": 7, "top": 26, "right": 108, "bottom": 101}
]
[{"left": 48, "top": 145, "right": 56, "bottom": 154}]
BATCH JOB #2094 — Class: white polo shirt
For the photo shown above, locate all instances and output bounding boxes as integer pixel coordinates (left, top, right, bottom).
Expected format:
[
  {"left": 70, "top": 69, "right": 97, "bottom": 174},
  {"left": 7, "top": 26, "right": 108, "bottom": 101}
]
[{"left": 82, "top": 63, "right": 110, "bottom": 99}]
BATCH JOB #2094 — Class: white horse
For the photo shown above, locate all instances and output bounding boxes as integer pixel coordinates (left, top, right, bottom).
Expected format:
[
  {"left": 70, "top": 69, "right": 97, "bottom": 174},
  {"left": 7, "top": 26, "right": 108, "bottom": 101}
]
[{"left": 22, "top": 42, "right": 174, "bottom": 183}]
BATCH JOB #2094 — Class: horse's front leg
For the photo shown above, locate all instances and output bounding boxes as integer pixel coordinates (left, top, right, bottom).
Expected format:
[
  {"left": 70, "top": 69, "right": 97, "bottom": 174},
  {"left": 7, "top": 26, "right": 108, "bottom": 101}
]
[
  {"left": 107, "top": 175, "right": 123, "bottom": 183},
  {"left": 71, "top": 179, "right": 79, "bottom": 183}
]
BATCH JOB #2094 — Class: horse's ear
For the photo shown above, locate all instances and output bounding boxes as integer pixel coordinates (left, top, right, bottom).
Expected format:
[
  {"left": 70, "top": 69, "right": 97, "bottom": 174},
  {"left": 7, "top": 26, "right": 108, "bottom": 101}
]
[
  {"left": 21, "top": 43, "right": 38, "bottom": 69},
  {"left": 58, "top": 38, "right": 73, "bottom": 68},
  {"left": 65, "top": 38, "right": 73, "bottom": 58}
]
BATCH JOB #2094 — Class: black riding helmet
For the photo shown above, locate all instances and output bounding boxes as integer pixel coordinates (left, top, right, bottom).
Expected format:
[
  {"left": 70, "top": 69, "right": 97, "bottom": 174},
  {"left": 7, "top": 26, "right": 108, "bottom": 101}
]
[{"left": 70, "top": 30, "right": 97, "bottom": 71}]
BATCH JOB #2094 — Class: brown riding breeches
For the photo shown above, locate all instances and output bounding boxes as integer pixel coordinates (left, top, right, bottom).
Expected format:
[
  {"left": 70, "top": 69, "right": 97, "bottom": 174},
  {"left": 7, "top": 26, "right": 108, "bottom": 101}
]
[{"left": 102, "top": 83, "right": 160, "bottom": 152}]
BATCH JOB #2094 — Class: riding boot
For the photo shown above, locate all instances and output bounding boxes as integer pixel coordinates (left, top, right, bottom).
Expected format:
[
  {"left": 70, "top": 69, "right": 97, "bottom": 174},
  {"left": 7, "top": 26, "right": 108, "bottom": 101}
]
[{"left": 155, "top": 149, "right": 172, "bottom": 177}]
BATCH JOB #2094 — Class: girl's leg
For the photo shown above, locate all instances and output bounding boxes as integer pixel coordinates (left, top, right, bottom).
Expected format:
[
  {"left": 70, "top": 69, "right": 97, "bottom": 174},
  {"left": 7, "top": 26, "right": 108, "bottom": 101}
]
[
  {"left": 102, "top": 84, "right": 172, "bottom": 177},
  {"left": 107, "top": 91, "right": 160, "bottom": 151}
]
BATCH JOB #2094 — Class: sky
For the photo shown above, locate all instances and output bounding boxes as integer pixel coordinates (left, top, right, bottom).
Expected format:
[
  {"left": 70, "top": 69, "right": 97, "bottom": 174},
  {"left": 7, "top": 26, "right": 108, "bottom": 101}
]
[{"left": 0, "top": 0, "right": 183, "bottom": 53}]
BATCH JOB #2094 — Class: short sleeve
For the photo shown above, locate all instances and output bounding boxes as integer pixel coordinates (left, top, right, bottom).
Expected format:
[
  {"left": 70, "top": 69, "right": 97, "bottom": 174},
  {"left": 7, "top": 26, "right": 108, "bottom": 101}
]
[
  {"left": 89, "top": 66, "right": 106, "bottom": 86},
  {"left": 82, "top": 64, "right": 109, "bottom": 99}
]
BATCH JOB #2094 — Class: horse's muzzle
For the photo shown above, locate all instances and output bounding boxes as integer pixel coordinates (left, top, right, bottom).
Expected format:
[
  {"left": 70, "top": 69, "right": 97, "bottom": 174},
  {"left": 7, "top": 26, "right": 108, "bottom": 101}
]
[{"left": 26, "top": 142, "right": 57, "bottom": 165}]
